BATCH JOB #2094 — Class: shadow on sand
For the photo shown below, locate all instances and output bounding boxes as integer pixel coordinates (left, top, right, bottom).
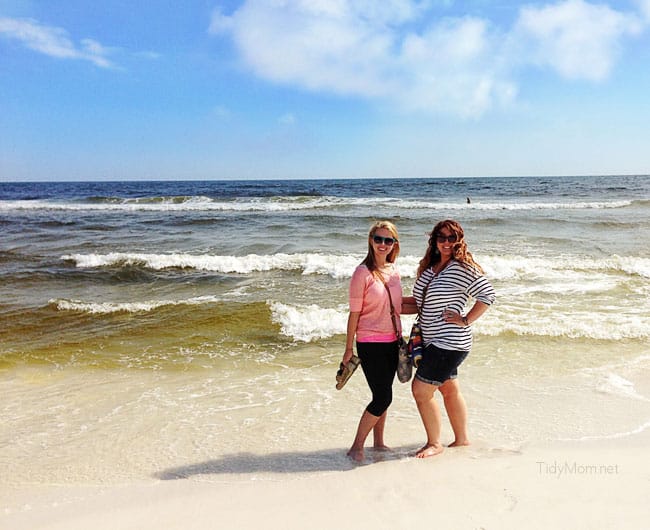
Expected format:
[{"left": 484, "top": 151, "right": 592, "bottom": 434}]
[{"left": 154, "top": 445, "right": 420, "bottom": 480}]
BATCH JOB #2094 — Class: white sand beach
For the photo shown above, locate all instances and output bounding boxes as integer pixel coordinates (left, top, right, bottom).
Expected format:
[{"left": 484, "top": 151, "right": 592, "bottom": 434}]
[
  {"left": 3, "top": 354, "right": 650, "bottom": 530},
  {"left": 3, "top": 433, "right": 648, "bottom": 530}
]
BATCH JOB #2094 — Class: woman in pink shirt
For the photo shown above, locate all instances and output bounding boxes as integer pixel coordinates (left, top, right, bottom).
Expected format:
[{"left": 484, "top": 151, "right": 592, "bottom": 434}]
[{"left": 342, "top": 220, "right": 404, "bottom": 463}]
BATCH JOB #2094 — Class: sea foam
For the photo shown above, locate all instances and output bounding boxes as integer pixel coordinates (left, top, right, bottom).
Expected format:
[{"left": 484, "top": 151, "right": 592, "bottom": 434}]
[
  {"left": 62, "top": 252, "right": 365, "bottom": 278},
  {"left": 0, "top": 196, "right": 633, "bottom": 213},
  {"left": 269, "top": 302, "right": 348, "bottom": 342},
  {"left": 481, "top": 254, "right": 650, "bottom": 280},
  {"left": 480, "top": 305, "right": 650, "bottom": 340},
  {"left": 51, "top": 296, "right": 221, "bottom": 314},
  {"left": 268, "top": 301, "right": 418, "bottom": 343},
  {"left": 62, "top": 252, "right": 650, "bottom": 281}
]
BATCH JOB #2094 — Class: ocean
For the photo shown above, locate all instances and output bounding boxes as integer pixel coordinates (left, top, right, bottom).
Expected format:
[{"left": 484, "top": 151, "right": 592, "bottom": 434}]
[{"left": 1, "top": 175, "right": 649, "bottom": 484}]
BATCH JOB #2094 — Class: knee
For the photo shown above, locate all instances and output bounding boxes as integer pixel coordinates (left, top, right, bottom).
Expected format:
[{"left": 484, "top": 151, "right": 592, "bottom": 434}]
[
  {"left": 371, "top": 394, "right": 392, "bottom": 416},
  {"left": 439, "top": 380, "right": 460, "bottom": 400},
  {"left": 376, "top": 396, "right": 393, "bottom": 416},
  {"left": 412, "top": 382, "right": 434, "bottom": 404}
]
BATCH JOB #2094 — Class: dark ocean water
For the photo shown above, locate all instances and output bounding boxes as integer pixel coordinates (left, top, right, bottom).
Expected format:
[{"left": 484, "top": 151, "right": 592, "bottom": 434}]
[{"left": 2, "top": 175, "right": 649, "bottom": 367}]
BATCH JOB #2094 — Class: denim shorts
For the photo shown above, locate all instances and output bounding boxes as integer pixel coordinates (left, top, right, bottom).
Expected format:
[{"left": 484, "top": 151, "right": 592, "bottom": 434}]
[{"left": 415, "top": 344, "right": 469, "bottom": 386}]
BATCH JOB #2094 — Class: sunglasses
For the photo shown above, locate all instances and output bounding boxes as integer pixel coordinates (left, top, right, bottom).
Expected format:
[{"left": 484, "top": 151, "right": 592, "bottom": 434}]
[
  {"left": 435, "top": 234, "right": 458, "bottom": 243},
  {"left": 372, "top": 235, "right": 397, "bottom": 245}
]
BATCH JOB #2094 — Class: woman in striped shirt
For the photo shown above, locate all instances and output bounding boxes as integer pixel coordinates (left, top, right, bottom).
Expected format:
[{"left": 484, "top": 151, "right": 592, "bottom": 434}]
[{"left": 411, "top": 219, "right": 495, "bottom": 458}]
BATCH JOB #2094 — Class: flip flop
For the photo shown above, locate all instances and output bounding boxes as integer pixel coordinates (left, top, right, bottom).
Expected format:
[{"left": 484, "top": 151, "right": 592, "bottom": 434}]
[{"left": 335, "top": 355, "right": 361, "bottom": 390}]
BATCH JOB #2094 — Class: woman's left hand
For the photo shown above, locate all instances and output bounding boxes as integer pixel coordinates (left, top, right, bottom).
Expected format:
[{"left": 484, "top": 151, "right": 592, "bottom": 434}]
[{"left": 442, "top": 309, "right": 464, "bottom": 326}]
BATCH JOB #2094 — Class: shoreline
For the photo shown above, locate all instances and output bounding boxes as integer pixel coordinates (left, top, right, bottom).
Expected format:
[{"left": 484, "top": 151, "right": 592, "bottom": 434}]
[{"left": 3, "top": 434, "right": 648, "bottom": 530}]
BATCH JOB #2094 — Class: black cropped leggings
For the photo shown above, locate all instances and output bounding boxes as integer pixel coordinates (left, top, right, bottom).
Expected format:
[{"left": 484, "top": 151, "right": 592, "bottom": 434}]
[{"left": 356, "top": 340, "right": 398, "bottom": 417}]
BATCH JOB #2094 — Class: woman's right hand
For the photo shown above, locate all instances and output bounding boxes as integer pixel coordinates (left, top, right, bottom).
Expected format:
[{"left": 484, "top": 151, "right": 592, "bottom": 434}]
[{"left": 342, "top": 349, "right": 354, "bottom": 364}]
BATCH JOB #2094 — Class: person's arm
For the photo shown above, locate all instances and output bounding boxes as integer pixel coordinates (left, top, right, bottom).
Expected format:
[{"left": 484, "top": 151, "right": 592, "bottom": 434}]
[
  {"left": 401, "top": 296, "right": 418, "bottom": 315},
  {"left": 463, "top": 300, "right": 490, "bottom": 325},
  {"left": 467, "top": 270, "right": 496, "bottom": 307},
  {"left": 343, "top": 312, "right": 361, "bottom": 363},
  {"left": 443, "top": 300, "right": 490, "bottom": 327},
  {"left": 443, "top": 300, "right": 490, "bottom": 326},
  {"left": 446, "top": 267, "right": 495, "bottom": 326}
]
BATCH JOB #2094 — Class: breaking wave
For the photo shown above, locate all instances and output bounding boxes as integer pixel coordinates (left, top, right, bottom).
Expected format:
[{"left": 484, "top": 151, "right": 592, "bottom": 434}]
[
  {"left": 62, "top": 252, "right": 650, "bottom": 280},
  {"left": 0, "top": 196, "right": 635, "bottom": 213}
]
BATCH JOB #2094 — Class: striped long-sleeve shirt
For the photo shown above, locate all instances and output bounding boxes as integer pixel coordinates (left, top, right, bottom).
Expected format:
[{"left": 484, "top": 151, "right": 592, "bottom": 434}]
[{"left": 413, "top": 260, "right": 496, "bottom": 352}]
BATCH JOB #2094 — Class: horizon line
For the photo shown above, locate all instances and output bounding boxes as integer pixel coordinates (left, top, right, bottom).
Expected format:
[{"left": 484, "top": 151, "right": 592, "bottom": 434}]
[{"left": 2, "top": 173, "right": 649, "bottom": 184}]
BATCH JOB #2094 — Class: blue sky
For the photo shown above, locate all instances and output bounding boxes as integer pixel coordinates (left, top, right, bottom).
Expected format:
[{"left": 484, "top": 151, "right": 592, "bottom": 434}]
[{"left": 1, "top": 0, "right": 650, "bottom": 181}]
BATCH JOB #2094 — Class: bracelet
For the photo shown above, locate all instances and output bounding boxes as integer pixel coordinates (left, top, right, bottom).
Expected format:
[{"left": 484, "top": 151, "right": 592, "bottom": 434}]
[{"left": 462, "top": 316, "right": 469, "bottom": 327}]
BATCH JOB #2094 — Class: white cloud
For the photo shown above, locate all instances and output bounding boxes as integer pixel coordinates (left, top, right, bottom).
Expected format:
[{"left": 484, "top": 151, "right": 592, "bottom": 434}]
[
  {"left": 0, "top": 16, "right": 114, "bottom": 68},
  {"left": 213, "top": 0, "right": 400, "bottom": 97},
  {"left": 514, "top": 0, "right": 643, "bottom": 81},
  {"left": 209, "top": 0, "right": 515, "bottom": 116},
  {"left": 397, "top": 16, "right": 516, "bottom": 116},
  {"left": 209, "top": 0, "right": 648, "bottom": 116}
]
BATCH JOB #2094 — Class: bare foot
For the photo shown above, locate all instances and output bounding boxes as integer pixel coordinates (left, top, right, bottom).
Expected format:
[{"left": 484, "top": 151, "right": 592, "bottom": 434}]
[
  {"left": 448, "top": 440, "right": 470, "bottom": 448},
  {"left": 347, "top": 447, "right": 364, "bottom": 463},
  {"left": 415, "top": 443, "right": 444, "bottom": 458},
  {"left": 372, "top": 444, "right": 391, "bottom": 452}
]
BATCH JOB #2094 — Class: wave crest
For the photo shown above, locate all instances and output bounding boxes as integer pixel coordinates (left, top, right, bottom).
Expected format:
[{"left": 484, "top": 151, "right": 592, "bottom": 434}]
[
  {"left": 62, "top": 252, "right": 650, "bottom": 280},
  {"left": 50, "top": 295, "right": 222, "bottom": 314},
  {"left": 62, "top": 252, "right": 368, "bottom": 278},
  {"left": 0, "top": 196, "right": 634, "bottom": 213}
]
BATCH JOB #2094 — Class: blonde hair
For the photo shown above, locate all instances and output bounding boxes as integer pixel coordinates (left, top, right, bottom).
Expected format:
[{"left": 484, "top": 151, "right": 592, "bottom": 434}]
[
  {"left": 417, "top": 219, "right": 483, "bottom": 277},
  {"left": 362, "top": 220, "right": 400, "bottom": 272}
]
